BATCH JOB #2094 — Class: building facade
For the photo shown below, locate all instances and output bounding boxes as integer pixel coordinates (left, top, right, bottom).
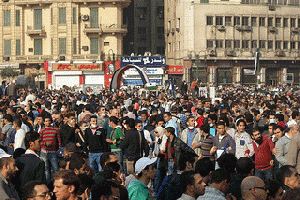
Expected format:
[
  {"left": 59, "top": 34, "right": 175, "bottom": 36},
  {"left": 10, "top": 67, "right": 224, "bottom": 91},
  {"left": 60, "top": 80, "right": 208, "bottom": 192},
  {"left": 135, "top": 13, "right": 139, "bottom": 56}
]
[
  {"left": 165, "top": 0, "right": 300, "bottom": 86},
  {"left": 0, "top": 0, "right": 129, "bottom": 89},
  {"left": 123, "top": 0, "right": 165, "bottom": 56}
]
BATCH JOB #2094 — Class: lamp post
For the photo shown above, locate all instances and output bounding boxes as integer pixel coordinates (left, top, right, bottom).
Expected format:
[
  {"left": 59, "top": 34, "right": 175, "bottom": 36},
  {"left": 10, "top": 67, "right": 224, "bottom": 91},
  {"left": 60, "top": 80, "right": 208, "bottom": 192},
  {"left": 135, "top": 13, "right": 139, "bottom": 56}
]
[
  {"left": 107, "top": 49, "right": 116, "bottom": 74},
  {"left": 255, "top": 47, "right": 260, "bottom": 89}
]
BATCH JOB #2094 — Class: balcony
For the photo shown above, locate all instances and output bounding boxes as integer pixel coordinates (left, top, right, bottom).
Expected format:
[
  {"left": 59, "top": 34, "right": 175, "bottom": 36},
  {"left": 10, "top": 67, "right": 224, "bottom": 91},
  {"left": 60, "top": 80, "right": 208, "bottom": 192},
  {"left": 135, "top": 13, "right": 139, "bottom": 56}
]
[
  {"left": 84, "top": 24, "right": 127, "bottom": 35},
  {"left": 27, "top": 26, "right": 46, "bottom": 37},
  {"left": 72, "top": 0, "right": 130, "bottom": 6},
  {"left": 15, "top": 0, "right": 52, "bottom": 6}
]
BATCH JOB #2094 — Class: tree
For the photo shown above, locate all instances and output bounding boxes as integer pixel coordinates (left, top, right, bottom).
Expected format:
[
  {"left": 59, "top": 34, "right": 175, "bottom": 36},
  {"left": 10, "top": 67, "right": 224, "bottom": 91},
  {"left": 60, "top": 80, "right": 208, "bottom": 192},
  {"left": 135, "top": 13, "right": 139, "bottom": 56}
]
[{"left": 0, "top": 67, "right": 19, "bottom": 80}]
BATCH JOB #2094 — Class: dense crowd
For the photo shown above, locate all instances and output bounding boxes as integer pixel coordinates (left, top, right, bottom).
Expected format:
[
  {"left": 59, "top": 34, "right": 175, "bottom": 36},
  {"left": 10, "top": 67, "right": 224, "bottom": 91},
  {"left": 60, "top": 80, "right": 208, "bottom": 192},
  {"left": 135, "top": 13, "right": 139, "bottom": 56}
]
[{"left": 1, "top": 81, "right": 300, "bottom": 200}]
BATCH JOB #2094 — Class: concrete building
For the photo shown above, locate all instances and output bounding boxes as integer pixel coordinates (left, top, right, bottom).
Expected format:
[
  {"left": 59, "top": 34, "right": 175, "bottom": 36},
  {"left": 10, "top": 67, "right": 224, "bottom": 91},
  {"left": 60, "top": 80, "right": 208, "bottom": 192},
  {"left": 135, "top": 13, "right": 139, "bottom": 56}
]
[
  {"left": 123, "top": 0, "right": 165, "bottom": 56},
  {"left": 165, "top": 0, "right": 300, "bottom": 86},
  {"left": 0, "top": 0, "right": 129, "bottom": 89}
]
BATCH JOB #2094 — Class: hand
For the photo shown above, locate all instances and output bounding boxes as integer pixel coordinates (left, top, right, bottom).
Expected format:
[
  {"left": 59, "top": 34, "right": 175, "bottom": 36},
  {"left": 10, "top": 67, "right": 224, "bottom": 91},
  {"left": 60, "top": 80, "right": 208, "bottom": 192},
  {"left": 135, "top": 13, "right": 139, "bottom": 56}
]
[
  {"left": 272, "top": 148, "right": 279, "bottom": 155},
  {"left": 191, "top": 143, "right": 198, "bottom": 149},
  {"left": 113, "top": 139, "right": 117, "bottom": 145},
  {"left": 210, "top": 146, "right": 217, "bottom": 155},
  {"left": 8, "top": 143, "right": 14, "bottom": 148},
  {"left": 226, "top": 193, "right": 237, "bottom": 200},
  {"left": 270, "top": 159, "right": 274, "bottom": 166},
  {"left": 106, "top": 139, "right": 113, "bottom": 143},
  {"left": 75, "top": 129, "right": 80, "bottom": 133},
  {"left": 76, "top": 142, "right": 81, "bottom": 147}
]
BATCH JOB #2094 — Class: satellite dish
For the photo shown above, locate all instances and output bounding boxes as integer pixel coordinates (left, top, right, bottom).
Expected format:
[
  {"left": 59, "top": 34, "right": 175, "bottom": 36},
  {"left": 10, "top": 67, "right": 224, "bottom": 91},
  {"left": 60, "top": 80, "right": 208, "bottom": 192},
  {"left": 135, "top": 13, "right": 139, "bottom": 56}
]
[{"left": 108, "top": 64, "right": 115, "bottom": 74}]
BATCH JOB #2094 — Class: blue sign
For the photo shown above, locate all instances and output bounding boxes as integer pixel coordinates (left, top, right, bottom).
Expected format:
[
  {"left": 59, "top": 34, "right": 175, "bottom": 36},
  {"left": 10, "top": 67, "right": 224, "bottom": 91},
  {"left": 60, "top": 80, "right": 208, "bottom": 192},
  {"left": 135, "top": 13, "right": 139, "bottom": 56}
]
[
  {"left": 123, "top": 79, "right": 162, "bottom": 86},
  {"left": 121, "top": 56, "right": 166, "bottom": 67}
]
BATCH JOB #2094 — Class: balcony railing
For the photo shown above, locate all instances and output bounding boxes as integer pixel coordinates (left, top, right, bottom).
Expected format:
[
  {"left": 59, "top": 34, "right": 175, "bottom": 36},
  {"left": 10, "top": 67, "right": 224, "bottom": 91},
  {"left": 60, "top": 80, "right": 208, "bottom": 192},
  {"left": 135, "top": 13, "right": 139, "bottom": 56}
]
[
  {"left": 27, "top": 26, "right": 46, "bottom": 37},
  {"left": 15, "top": 0, "right": 53, "bottom": 6},
  {"left": 84, "top": 24, "right": 127, "bottom": 35}
]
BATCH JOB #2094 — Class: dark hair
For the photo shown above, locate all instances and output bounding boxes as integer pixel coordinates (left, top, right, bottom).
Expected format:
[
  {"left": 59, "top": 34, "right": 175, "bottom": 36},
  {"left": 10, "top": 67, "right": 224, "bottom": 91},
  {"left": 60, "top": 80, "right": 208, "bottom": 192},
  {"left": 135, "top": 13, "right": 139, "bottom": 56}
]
[
  {"left": 85, "top": 104, "right": 91, "bottom": 111},
  {"left": 64, "top": 143, "right": 77, "bottom": 156},
  {"left": 22, "top": 180, "right": 43, "bottom": 200},
  {"left": 53, "top": 170, "right": 80, "bottom": 194},
  {"left": 91, "top": 180, "right": 120, "bottom": 200},
  {"left": 77, "top": 174, "right": 95, "bottom": 196},
  {"left": 208, "top": 114, "right": 217, "bottom": 122},
  {"left": 13, "top": 118, "right": 22, "bottom": 128},
  {"left": 100, "top": 152, "right": 116, "bottom": 169},
  {"left": 125, "top": 118, "right": 135, "bottom": 129},
  {"left": 210, "top": 168, "right": 231, "bottom": 184},
  {"left": 200, "top": 124, "right": 210, "bottom": 134},
  {"left": 180, "top": 171, "right": 198, "bottom": 193},
  {"left": 0, "top": 157, "right": 12, "bottom": 169},
  {"left": 3, "top": 114, "right": 13, "bottom": 122},
  {"left": 275, "top": 165, "right": 296, "bottom": 184},
  {"left": 25, "top": 131, "right": 41, "bottom": 149},
  {"left": 265, "top": 179, "right": 282, "bottom": 199},
  {"left": 178, "top": 152, "right": 196, "bottom": 171},
  {"left": 109, "top": 116, "right": 119, "bottom": 125},
  {"left": 236, "top": 157, "right": 254, "bottom": 175},
  {"left": 155, "top": 116, "right": 165, "bottom": 124},
  {"left": 90, "top": 115, "right": 98, "bottom": 121},
  {"left": 165, "top": 127, "right": 175, "bottom": 136},
  {"left": 292, "top": 111, "right": 299, "bottom": 119},
  {"left": 59, "top": 158, "right": 71, "bottom": 170},
  {"left": 128, "top": 105, "right": 134, "bottom": 112},
  {"left": 282, "top": 187, "right": 300, "bottom": 200},
  {"left": 216, "top": 121, "right": 225, "bottom": 127},
  {"left": 218, "top": 153, "right": 237, "bottom": 174},
  {"left": 164, "top": 112, "right": 172, "bottom": 117},
  {"left": 13, "top": 148, "right": 26, "bottom": 159},
  {"left": 78, "top": 121, "right": 87, "bottom": 127},
  {"left": 195, "top": 157, "right": 214, "bottom": 178},
  {"left": 245, "top": 113, "right": 254, "bottom": 123},
  {"left": 69, "top": 156, "right": 85, "bottom": 171},
  {"left": 103, "top": 162, "right": 121, "bottom": 180},
  {"left": 236, "top": 119, "right": 246, "bottom": 127},
  {"left": 275, "top": 114, "right": 284, "bottom": 122},
  {"left": 135, "top": 119, "right": 143, "bottom": 126}
]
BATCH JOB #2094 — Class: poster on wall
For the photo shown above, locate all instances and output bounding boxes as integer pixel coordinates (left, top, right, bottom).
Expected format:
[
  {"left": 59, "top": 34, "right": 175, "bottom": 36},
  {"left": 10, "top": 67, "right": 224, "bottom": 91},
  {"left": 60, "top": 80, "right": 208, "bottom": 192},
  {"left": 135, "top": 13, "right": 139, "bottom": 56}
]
[{"left": 199, "top": 87, "right": 208, "bottom": 98}]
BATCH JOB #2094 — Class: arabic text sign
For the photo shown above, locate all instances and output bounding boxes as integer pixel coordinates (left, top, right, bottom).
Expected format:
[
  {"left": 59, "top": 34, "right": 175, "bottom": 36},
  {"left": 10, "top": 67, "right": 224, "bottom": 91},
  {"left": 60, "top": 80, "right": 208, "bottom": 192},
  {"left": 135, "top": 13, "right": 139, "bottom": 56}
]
[
  {"left": 123, "top": 68, "right": 164, "bottom": 75},
  {"left": 52, "top": 63, "right": 103, "bottom": 71},
  {"left": 243, "top": 69, "right": 255, "bottom": 75},
  {"left": 121, "top": 56, "right": 166, "bottom": 67}
]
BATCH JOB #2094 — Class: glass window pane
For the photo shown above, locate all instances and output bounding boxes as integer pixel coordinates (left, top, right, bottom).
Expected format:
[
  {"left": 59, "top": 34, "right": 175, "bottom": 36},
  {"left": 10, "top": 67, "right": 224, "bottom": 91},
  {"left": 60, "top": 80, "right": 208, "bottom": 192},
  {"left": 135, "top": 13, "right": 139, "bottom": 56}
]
[
  {"left": 59, "top": 8, "right": 66, "bottom": 25},
  {"left": 15, "top": 10, "right": 20, "bottom": 26},
  {"left": 73, "top": 38, "right": 77, "bottom": 54},
  {"left": 34, "top": 39, "right": 43, "bottom": 55},
  {"left": 90, "top": 38, "right": 98, "bottom": 54},
  {"left": 73, "top": 7, "right": 76, "bottom": 24},
  {"left": 16, "top": 39, "right": 20, "bottom": 55},
  {"left": 4, "top": 40, "right": 11, "bottom": 56},
  {"left": 4, "top": 10, "right": 11, "bottom": 26},
  {"left": 59, "top": 38, "right": 66, "bottom": 54}
]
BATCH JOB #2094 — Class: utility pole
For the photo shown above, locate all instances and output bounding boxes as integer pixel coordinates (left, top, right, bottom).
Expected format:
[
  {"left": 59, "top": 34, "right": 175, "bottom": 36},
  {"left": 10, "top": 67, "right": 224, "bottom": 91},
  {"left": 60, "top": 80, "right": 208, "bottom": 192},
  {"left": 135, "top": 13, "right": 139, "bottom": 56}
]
[{"left": 256, "top": 47, "right": 260, "bottom": 89}]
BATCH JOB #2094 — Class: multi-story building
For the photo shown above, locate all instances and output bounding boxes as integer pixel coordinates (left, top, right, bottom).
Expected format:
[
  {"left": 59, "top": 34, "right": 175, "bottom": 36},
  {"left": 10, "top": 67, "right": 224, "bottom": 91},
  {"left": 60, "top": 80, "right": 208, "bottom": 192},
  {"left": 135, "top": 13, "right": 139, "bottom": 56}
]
[
  {"left": 165, "top": 0, "right": 300, "bottom": 86},
  {"left": 123, "top": 0, "right": 165, "bottom": 56},
  {"left": 0, "top": 0, "right": 129, "bottom": 89}
]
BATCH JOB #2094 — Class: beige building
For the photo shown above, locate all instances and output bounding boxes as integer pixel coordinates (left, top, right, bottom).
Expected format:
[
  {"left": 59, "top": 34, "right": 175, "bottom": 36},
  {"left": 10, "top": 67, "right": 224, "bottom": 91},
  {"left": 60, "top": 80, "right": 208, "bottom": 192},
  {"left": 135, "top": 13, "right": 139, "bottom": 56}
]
[
  {"left": 165, "top": 0, "right": 300, "bottom": 86},
  {"left": 0, "top": 0, "right": 129, "bottom": 89}
]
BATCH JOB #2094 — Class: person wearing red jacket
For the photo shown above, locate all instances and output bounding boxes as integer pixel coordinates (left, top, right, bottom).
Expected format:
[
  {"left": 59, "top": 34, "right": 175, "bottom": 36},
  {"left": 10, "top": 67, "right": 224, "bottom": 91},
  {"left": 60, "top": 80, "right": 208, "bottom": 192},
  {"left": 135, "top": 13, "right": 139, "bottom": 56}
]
[{"left": 252, "top": 128, "right": 275, "bottom": 182}]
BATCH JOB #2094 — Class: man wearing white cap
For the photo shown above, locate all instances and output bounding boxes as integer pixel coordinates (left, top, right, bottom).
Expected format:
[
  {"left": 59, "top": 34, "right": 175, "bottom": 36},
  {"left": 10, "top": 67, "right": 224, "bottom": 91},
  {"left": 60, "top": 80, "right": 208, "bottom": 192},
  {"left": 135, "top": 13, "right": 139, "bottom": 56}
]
[
  {"left": 128, "top": 157, "right": 157, "bottom": 200},
  {"left": 0, "top": 152, "right": 20, "bottom": 200}
]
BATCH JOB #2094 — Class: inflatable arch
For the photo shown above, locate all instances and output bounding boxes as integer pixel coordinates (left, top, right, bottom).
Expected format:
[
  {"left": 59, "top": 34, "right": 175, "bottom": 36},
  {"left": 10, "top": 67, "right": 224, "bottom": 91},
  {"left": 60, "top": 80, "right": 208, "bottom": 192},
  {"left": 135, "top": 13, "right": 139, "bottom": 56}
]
[{"left": 110, "top": 64, "right": 150, "bottom": 90}]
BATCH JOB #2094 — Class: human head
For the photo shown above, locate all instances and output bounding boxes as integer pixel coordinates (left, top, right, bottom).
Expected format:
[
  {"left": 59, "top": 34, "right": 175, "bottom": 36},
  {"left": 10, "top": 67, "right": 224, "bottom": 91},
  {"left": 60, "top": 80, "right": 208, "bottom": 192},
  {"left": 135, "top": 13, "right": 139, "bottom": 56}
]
[
  {"left": 241, "top": 176, "right": 268, "bottom": 200},
  {"left": 125, "top": 118, "right": 135, "bottom": 129},
  {"left": 91, "top": 180, "right": 120, "bottom": 200},
  {"left": 135, "top": 157, "right": 157, "bottom": 180},
  {"left": 44, "top": 116, "right": 52, "bottom": 127},
  {"left": 210, "top": 169, "right": 231, "bottom": 194},
  {"left": 64, "top": 143, "right": 77, "bottom": 158},
  {"left": 109, "top": 116, "right": 119, "bottom": 127},
  {"left": 102, "top": 162, "right": 122, "bottom": 184},
  {"left": 13, "top": 118, "right": 22, "bottom": 129},
  {"left": 282, "top": 188, "right": 300, "bottom": 200},
  {"left": 36, "top": 114, "right": 44, "bottom": 125},
  {"left": 135, "top": 120, "right": 143, "bottom": 131},
  {"left": 25, "top": 131, "right": 41, "bottom": 152},
  {"left": 53, "top": 170, "right": 80, "bottom": 200},
  {"left": 217, "top": 121, "right": 226, "bottom": 136},
  {"left": 139, "top": 111, "right": 148, "bottom": 123},
  {"left": 275, "top": 165, "right": 300, "bottom": 189},
  {"left": 77, "top": 174, "right": 95, "bottom": 200},
  {"left": 265, "top": 179, "right": 285, "bottom": 200},
  {"left": 69, "top": 156, "right": 87, "bottom": 175},
  {"left": 22, "top": 180, "right": 52, "bottom": 200},
  {"left": 180, "top": 170, "right": 206, "bottom": 198},
  {"left": 0, "top": 156, "right": 18, "bottom": 180},
  {"left": 163, "top": 112, "right": 172, "bottom": 122},
  {"left": 252, "top": 128, "right": 263, "bottom": 145},
  {"left": 274, "top": 126, "right": 285, "bottom": 140},
  {"left": 217, "top": 153, "right": 237, "bottom": 174},
  {"left": 236, "top": 157, "right": 255, "bottom": 176},
  {"left": 3, "top": 114, "right": 13, "bottom": 124},
  {"left": 178, "top": 152, "right": 196, "bottom": 171},
  {"left": 90, "top": 116, "right": 98, "bottom": 127},
  {"left": 100, "top": 152, "right": 118, "bottom": 170},
  {"left": 164, "top": 127, "right": 175, "bottom": 138},
  {"left": 195, "top": 157, "right": 214, "bottom": 181},
  {"left": 200, "top": 124, "right": 210, "bottom": 135}
]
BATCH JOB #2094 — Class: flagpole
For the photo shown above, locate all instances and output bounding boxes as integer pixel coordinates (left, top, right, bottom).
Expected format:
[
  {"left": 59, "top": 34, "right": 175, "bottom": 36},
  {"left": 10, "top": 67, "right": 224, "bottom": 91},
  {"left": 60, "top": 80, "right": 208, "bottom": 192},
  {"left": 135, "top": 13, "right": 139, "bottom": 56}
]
[{"left": 256, "top": 47, "right": 261, "bottom": 89}]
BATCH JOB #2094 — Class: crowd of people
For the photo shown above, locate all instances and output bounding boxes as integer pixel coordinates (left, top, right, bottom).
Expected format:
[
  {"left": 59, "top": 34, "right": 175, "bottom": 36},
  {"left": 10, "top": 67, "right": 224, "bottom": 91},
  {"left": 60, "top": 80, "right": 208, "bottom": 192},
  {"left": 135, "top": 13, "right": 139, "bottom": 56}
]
[{"left": 1, "top": 83, "right": 300, "bottom": 200}]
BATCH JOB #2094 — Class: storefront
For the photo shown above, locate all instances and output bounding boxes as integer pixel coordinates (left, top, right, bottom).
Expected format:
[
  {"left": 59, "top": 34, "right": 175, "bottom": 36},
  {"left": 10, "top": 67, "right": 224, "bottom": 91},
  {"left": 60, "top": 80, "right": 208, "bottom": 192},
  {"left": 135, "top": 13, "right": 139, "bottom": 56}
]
[
  {"left": 166, "top": 65, "right": 183, "bottom": 86},
  {"left": 242, "top": 62, "right": 256, "bottom": 85},
  {"left": 217, "top": 62, "right": 232, "bottom": 85},
  {"left": 44, "top": 61, "right": 104, "bottom": 90},
  {"left": 120, "top": 56, "right": 166, "bottom": 86}
]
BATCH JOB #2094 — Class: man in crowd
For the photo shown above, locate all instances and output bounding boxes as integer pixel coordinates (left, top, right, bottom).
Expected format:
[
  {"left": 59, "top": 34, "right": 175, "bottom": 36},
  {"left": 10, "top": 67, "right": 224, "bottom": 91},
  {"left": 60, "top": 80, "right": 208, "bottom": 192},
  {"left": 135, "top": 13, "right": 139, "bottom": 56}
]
[
  {"left": 164, "top": 112, "right": 179, "bottom": 137},
  {"left": 53, "top": 170, "right": 80, "bottom": 200},
  {"left": 240, "top": 176, "right": 268, "bottom": 200},
  {"left": 22, "top": 180, "right": 52, "bottom": 200},
  {"left": 275, "top": 165, "right": 300, "bottom": 193},
  {"left": 287, "top": 126, "right": 300, "bottom": 173},
  {"left": 92, "top": 179, "right": 120, "bottom": 200}
]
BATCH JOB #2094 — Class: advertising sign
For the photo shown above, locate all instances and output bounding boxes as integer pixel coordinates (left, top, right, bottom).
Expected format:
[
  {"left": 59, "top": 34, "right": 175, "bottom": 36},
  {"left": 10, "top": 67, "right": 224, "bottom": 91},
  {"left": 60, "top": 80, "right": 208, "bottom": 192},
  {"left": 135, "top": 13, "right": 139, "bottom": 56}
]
[
  {"left": 121, "top": 56, "right": 166, "bottom": 67},
  {"left": 52, "top": 63, "right": 103, "bottom": 71}
]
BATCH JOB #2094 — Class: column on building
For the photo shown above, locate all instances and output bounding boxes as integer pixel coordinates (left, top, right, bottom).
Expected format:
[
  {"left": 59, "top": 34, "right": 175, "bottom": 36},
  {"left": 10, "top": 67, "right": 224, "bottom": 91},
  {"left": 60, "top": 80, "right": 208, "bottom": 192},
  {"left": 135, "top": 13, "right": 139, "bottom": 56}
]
[
  {"left": 233, "top": 66, "right": 241, "bottom": 86},
  {"left": 260, "top": 67, "right": 266, "bottom": 86},
  {"left": 282, "top": 68, "right": 287, "bottom": 85},
  {"left": 208, "top": 66, "right": 216, "bottom": 86}
]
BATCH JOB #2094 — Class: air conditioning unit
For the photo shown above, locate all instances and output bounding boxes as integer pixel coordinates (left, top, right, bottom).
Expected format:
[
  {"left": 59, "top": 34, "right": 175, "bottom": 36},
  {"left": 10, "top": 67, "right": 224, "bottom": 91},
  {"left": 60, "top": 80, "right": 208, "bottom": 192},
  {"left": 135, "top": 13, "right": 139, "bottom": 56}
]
[
  {"left": 217, "top": 25, "right": 226, "bottom": 31},
  {"left": 82, "top": 15, "right": 89, "bottom": 21},
  {"left": 139, "top": 15, "right": 145, "bottom": 19},
  {"left": 236, "top": 26, "right": 243, "bottom": 31},
  {"left": 225, "top": 49, "right": 235, "bottom": 57},
  {"left": 208, "top": 49, "right": 216, "bottom": 56},
  {"left": 269, "top": 5, "right": 276, "bottom": 11},
  {"left": 82, "top": 46, "right": 89, "bottom": 51},
  {"left": 243, "top": 26, "right": 252, "bottom": 31},
  {"left": 176, "top": 28, "right": 180, "bottom": 32},
  {"left": 291, "top": 27, "right": 299, "bottom": 33},
  {"left": 59, "top": 56, "right": 65, "bottom": 61},
  {"left": 268, "top": 27, "right": 277, "bottom": 32},
  {"left": 3, "top": 56, "right": 10, "bottom": 61},
  {"left": 276, "top": 50, "right": 285, "bottom": 57},
  {"left": 28, "top": 48, "right": 33, "bottom": 52}
]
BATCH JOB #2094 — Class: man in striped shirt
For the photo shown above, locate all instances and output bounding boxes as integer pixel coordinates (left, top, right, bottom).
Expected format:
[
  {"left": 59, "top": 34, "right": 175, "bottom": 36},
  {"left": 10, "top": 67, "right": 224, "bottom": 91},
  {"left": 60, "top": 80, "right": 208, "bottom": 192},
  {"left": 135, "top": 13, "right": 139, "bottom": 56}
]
[{"left": 39, "top": 116, "right": 61, "bottom": 184}]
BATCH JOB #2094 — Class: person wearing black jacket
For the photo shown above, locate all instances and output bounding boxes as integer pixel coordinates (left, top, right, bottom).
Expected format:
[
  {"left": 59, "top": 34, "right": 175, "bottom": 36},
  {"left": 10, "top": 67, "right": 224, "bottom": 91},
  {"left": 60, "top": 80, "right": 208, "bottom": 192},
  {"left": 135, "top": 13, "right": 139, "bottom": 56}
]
[
  {"left": 59, "top": 113, "right": 76, "bottom": 147},
  {"left": 86, "top": 115, "right": 108, "bottom": 172},
  {"left": 14, "top": 131, "right": 46, "bottom": 194},
  {"left": 120, "top": 118, "right": 149, "bottom": 175}
]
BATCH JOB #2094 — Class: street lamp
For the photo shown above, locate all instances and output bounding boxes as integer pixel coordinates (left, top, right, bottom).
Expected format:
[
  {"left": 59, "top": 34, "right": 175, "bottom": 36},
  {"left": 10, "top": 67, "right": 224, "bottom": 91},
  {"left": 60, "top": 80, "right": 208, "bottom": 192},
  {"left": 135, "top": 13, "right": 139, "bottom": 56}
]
[
  {"left": 107, "top": 49, "right": 116, "bottom": 74},
  {"left": 255, "top": 47, "right": 260, "bottom": 89}
]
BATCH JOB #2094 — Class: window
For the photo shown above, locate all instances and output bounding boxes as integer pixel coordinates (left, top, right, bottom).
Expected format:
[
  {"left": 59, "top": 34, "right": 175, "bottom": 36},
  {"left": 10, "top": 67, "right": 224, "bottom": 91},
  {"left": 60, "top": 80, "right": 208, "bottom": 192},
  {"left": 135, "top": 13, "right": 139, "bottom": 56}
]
[
  {"left": 268, "top": 41, "right": 273, "bottom": 49},
  {"left": 138, "top": 27, "right": 146, "bottom": 34},
  {"left": 251, "top": 17, "right": 257, "bottom": 27},
  {"left": 90, "top": 7, "right": 98, "bottom": 28},
  {"left": 216, "top": 40, "right": 223, "bottom": 48},
  {"left": 242, "top": 17, "right": 249, "bottom": 26},
  {"left": 225, "top": 40, "right": 232, "bottom": 48},
  {"left": 259, "top": 17, "right": 265, "bottom": 26},
  {"left": 34, "top": 39, "right": 43, "bottom": 55},
  {"left": 90, "top": 38, "right": 98, "bottom": 54},
  {"left": 283, "top": 18, "right": 288, "bottom": 27},
  {"left": 283, "top": 41, "right": 288, "bottom": 49},
  {"left": 234, "top": 17, "right": 240, "bottom": 26},
  {"left": 234, "top": 40, "right": 240, "bottom": 48},
  {"left": 242, "top": 40, "right": 249, "bottom": 49},
  {"left": 291, "top": 18, "right": 296, "bottom": 28},
  {"left": 275, "top": 41, "right": 281, "bottom": 49},
  {"left": 138, "top": 7, "right": 147, "bottom": 20},
  {"left": 3, "top": 10, "right": 11, "bottom": 26},
  {"left": 259, "top": 40, "right": 266, "bottom": 49},
  {"left": 207, "top": 16, "right": 213, "bottom": 25},
  {"left": 34, "top": 9, "right": 42, "bottom": 30},
  {"left": 51, "top": 38, "right": 53, "bottom": 55},
  {"left": 275, "top": 18, "right": 281, "bottom": 27},
  {"left": 207, "top": 40, "right": 214, "bottom": 48},
  {"left": 59, "top": 38, "right": 66, "bottom": 54},
  {"left": 268, "top": 17, "right": 273, "bottom": 27},
  {"left": 298, "top": 19, "right": 300, "bottom": 28},
  {"left": 157, "top": 6, "right": 164, "bottom": 19},
  {"left": 4, "top": 40, "right": 11, "bottom": 56},
  {"left": 15, "top": 10, "right": 20, "bottom": 26},
  {"left": 216, "top": 16, "right": 223, "bottom": 26},
  {"left": 16, "top": 39, "right": 20, "bottom": 55},
  {"left": 200, "top": 0, "right": 209, "bottom": 3},
  {"left": 51, "top": 8, "right": 53, "bottom": 25},
  {"left": 251, "top": 40, "right": 257, "bottom": 48},
  {"left": 73, "top": 8, "right": 76, "bottom": 24},
  {"left": 157, "top": 27, "right": 164, "bottom": 39},
  {"left": 59, "top": 8, "right": 66, "bottom": 25},
  {"left": 291, "top": 41, "right": 296, "bottom": 49},
  {"left": 168, "top": 43, "right": 171, "bottom": 52},
  {"left": 73, "top": 38, "right": 77, "bottom": 54},
  {"left": 225, "top": 16, "right": 231, "bottom": 26}
]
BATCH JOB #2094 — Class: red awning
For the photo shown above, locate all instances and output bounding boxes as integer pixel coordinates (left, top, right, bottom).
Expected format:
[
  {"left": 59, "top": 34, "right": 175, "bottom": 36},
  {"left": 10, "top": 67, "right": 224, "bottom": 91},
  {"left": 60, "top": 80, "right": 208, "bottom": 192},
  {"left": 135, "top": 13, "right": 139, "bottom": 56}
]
[{"left": 166, "top": 65, "right": 183, "bottom": 74}]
